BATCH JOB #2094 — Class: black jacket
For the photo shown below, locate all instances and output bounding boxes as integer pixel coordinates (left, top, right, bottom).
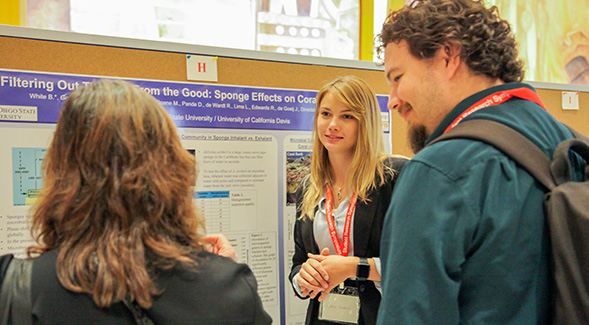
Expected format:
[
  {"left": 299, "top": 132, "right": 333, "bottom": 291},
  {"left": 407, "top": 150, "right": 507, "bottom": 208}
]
[
  {"left": 1, "top": 249, "right": 272, "bottom": 324},
  {"left": 289, "top": 156, "right": 407, "bottom": 324}
]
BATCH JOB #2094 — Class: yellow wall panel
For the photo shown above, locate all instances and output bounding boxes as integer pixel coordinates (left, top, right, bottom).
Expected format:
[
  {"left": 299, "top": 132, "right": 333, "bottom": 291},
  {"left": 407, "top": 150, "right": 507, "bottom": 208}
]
[
  {"left": 360, "top": 0, "right": 374, "bottom": 61},
  {"left": 0, "top": 0, "right": 21, "bottom": 26}
]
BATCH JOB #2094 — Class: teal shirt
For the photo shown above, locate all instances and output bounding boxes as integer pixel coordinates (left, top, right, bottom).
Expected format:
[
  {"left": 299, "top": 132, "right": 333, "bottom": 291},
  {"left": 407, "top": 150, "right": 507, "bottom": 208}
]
[{"left": 378, "top": 83, "right": 572, "bottom": 324}]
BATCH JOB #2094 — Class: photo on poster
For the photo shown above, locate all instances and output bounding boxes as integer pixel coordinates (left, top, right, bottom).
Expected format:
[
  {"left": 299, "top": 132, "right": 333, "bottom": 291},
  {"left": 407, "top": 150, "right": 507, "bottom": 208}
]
[{"left": 285, "top": 151, "right": 311, "bottom": 206}]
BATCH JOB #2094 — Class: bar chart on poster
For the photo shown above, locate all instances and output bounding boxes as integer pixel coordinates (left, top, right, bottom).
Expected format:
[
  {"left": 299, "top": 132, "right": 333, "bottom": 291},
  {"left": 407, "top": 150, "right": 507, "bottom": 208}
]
[{"left": 12, "top": 147, "right": 46, "bottom": 206}]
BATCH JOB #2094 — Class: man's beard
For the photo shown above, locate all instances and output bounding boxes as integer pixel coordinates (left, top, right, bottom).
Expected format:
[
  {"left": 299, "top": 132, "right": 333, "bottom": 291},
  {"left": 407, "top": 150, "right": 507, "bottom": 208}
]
[{"left": 409, "top": 124, "right": 428, "bottom": 154}]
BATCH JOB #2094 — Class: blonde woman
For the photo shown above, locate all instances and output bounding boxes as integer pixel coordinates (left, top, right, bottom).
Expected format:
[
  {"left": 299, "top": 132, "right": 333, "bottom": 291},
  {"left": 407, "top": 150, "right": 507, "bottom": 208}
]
[{"left": 289, "top": 76, "right": 407, "bottom": 324}]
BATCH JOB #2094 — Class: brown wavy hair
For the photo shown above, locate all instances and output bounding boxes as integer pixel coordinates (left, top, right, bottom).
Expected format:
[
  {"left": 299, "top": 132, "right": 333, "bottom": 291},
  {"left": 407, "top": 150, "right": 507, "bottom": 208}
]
[
  {"left": 376, "top": 0, "right": 525, "bottom": 83},
  {"left": 27, "top": 79, "right": 205, "bottom": 308},
  {"left": 299, "top": 76, "right": 393, "bottom": 220}
]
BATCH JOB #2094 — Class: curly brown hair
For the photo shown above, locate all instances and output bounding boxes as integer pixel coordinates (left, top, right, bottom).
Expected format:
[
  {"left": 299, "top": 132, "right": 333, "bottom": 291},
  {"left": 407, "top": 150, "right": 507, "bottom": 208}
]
[
  {"left": 27, "top": 79, "right": 205, "bottom": 309},
  {"left": 376, "top": 0, "right": 525, "bottom": 83}
]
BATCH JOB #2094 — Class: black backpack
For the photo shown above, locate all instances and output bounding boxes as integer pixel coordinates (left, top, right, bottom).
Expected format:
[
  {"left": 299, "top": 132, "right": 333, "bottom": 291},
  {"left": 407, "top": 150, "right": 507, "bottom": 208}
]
[{"left": 429, "top": 119, "right": 589, "bottom": 324}]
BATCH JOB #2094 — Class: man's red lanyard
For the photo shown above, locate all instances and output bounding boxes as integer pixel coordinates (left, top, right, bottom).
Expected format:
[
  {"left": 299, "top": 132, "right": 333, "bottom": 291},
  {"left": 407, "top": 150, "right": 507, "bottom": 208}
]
[
  {"left": 443, "top": 87, "right": 546, "bottom": 133},
  {"left": 325, "top": 185, "right": 357, "bottom": 256}
]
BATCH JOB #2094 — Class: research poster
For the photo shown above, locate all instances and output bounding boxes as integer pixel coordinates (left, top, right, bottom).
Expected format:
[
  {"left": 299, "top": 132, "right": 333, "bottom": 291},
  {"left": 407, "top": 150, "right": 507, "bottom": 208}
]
[{"left": 0, "top": 69, "right": 391, "bottom": 324}]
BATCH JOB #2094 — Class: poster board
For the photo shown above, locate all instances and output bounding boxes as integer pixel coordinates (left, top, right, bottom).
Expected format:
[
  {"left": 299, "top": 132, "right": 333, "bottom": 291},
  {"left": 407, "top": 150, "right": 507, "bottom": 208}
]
[{"left": 0, "top": 30, "right": 393, "bottom": 325}]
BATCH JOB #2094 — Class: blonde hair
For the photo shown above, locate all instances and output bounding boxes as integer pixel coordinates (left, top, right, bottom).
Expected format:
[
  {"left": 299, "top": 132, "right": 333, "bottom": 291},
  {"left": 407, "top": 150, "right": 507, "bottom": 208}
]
[
  {"left": 27, "top": 79, "right": 205, "bottom": 308},
  {"left": 299, "top": 76, "right": 391, "bottom": 220}
]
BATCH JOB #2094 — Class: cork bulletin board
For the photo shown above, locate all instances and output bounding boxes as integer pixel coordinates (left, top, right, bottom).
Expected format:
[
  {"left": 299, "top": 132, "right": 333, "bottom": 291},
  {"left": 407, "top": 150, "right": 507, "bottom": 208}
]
[{"left": 0, "top": 33, "right": 587, "bottom": 158}]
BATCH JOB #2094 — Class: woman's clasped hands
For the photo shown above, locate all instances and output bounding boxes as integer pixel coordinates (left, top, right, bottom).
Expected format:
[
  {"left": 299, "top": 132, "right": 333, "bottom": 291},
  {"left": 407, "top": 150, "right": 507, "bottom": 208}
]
[{"left": 297, "top": 248, "right": 358, "bottom": 301}]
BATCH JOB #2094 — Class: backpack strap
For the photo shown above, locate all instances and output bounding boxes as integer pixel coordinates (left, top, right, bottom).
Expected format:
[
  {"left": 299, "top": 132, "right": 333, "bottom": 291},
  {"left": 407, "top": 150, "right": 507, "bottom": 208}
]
[
  {"left": 122, "top": 299, "right": 155, "bottom": 325},
  {"left": 428, "top": 119, "right": 556, "bottom": 190},
  {"left": 0, "top": 257, "right": 34, "bottom": 325},
  {"left": 551, "top": 139, "right": 589, "bottom": 185}
]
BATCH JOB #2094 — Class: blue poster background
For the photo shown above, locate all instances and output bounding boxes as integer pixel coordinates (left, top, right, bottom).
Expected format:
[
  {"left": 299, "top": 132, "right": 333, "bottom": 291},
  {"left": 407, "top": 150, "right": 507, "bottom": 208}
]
[{"left": 0, "top": 69, "right": 390, "bottom": 133}]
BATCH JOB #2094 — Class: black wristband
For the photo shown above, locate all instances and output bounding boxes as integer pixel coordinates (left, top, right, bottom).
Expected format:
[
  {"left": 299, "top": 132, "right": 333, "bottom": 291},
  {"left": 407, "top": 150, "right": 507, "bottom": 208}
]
[{"left": 356, "top": 257, "right": 370, "bottom": 280}]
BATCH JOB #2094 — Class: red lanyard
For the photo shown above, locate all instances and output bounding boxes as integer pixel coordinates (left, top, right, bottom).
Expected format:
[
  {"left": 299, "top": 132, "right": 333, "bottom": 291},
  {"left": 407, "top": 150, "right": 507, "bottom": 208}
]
[
  {"left": 325, "top": 185, "right": 357, "bottom": 256},
  {"left": 444, "top": 87, "right": 546, "bottom": 133}
]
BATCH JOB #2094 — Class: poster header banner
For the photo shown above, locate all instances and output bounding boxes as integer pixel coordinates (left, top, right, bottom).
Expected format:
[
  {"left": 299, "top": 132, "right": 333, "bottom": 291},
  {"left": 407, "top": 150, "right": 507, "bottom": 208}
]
[{"left": 0, "top": 70, "right": 389, "bottom": 133}]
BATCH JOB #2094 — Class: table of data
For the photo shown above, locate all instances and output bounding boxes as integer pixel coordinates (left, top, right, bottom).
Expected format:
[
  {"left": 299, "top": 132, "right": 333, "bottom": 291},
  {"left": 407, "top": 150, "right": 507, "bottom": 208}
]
[{"left": 195, "top": 190, "right": 231, "bottom": 233}]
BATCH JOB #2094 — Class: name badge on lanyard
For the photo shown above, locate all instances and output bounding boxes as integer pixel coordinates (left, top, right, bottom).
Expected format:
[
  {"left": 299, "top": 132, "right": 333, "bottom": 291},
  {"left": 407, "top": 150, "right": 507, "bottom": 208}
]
[
  {"left": 318, "top": 289, "right": 360, "bottom": 324},
  {"left": 319, "top": 185, "right": 360, "bottom": 324}
]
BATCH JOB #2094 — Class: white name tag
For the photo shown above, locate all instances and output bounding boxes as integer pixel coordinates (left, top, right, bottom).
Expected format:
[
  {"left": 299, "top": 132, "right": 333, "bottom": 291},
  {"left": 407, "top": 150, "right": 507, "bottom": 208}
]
[{"left": 318, "top": 292, "right": 360, "bottom": 324}]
